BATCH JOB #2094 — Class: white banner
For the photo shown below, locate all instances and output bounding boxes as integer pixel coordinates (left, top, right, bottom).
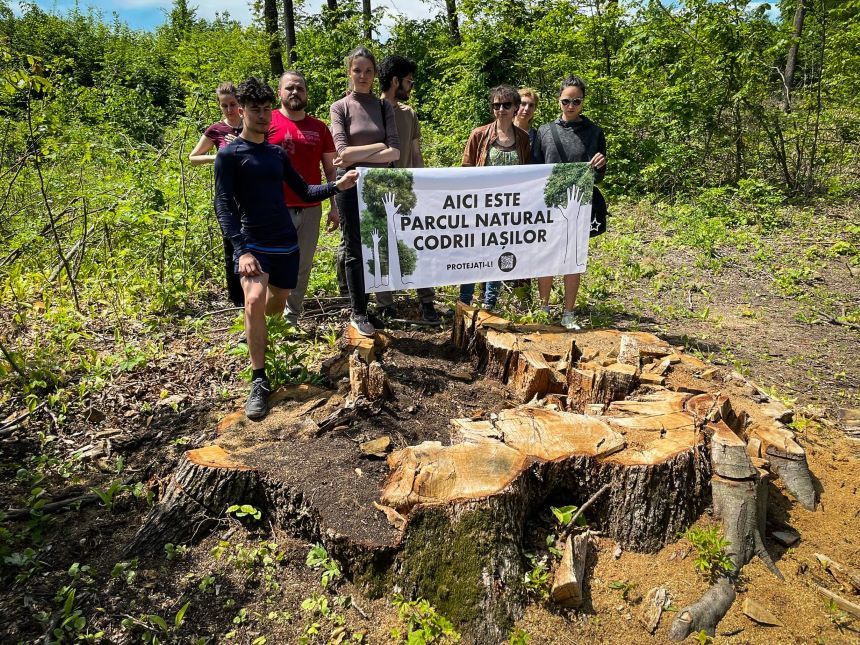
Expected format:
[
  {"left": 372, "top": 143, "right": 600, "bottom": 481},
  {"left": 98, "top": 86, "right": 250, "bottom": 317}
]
[{"left": 356, "top": 163, "right": 595, "bottom": 292}]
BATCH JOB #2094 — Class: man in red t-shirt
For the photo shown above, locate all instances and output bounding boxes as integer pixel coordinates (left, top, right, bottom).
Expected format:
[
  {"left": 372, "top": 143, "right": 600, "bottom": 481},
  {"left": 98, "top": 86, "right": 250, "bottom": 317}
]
[{"left": 268, "top": 71, "right": 340, "bottom": 324}]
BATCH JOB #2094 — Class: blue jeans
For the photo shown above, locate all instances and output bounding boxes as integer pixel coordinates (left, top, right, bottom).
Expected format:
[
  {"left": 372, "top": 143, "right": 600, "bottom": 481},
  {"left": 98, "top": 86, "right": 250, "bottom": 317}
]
[{"left": 459, "top": 281, "right": 502, "bottom": 307}]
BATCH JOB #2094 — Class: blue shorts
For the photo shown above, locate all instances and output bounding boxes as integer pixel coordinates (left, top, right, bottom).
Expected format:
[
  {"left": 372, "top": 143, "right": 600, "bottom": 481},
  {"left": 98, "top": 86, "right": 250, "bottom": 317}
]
[{"left": 235, "top": 250, "right": 299, "bottom": 290}]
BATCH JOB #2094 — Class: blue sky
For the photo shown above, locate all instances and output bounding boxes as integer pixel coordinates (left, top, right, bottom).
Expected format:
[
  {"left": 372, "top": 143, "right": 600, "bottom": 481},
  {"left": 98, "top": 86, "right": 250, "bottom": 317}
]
[
  {"left": 17, "top": 0, "right": 439, "bottom": 30},
  {"left": 18, "top": 0, "right": 778, "bottom": 32}
]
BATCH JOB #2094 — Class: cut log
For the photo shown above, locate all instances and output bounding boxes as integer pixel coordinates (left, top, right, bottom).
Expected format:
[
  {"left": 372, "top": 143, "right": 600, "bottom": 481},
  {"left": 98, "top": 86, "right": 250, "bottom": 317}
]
[
  {"left": 349, "top": 350, "right": 369, "bottom": 398},
  {"left": 509, "top": 350, "right": 553, "bottom": 402},
  {"left": 131, "top": 314, "right": 821, "bottom": 641},
  {"left": 366, "top": 361, "right": 391, "bottom": 401},
  {"left": 747, "top": 421, "right": 816, "bottom": 510},
  {"left": 551, "top": 532, "right": 589, "bottom": 608},
  {"left": 668, "top": 577, "right": 736, "bottom": 640},
  {"left": 617, "top": 334, "right": 640, "bottom": 366},
  {"left": 125, "top": 446, "right": 260, "bottom": 557},
  {"left": 711, "top": 472, "right": 781, "bottom": 578},
  {"left": 710, "top": 420, "right": 758, "bottom": 480}
]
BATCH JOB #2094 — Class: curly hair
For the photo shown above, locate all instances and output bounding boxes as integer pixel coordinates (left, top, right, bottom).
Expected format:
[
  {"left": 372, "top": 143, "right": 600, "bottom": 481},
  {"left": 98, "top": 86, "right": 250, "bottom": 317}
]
[
  {"left": 235, "top": 77, "right": 275, "bottom": 107},
  {"left": 379, "top": 55, "right": 416, "bottom": 92}
]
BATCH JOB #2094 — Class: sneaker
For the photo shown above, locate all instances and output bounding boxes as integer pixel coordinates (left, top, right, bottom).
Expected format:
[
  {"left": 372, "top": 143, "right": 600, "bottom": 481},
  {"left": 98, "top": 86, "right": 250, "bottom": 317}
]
[
  {"left": 541, "top": 305, "right": 552, "bottom": 315},
  {"left": 245, "top": 378, "right": 271, "bottom": 419},
  {"left": 350, "top": 314, "right": 376, "bottom": 337},
  {"left": 284, "top": 310, "right": 300, "bottom": 326},
  {"left": 481, "top": 302, "right": 496, "bottom": 312},
  {"left": 420, "top": 301, "right": 441, "bottom": 323},
  {"left": 560, "top": 311, "right": 581, "bottom": 331}
]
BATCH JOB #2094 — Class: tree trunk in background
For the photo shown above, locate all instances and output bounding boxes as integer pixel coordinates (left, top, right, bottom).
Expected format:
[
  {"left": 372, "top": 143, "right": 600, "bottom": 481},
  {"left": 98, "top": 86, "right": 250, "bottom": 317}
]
[
  {"left": 362, "top": 0, "right": 372, "bottom": 41},
  {"left": 283, "top": 0, "right": 297, "bottom": 65},
  {"left": 264, "top": 0, "right": 284, "bottom": 78},
  {"left": 783, "top": 0, "right": 808, "bottom": 112},
  {"left": 446, "top": 0, "right": 461, "bottom": 46}
]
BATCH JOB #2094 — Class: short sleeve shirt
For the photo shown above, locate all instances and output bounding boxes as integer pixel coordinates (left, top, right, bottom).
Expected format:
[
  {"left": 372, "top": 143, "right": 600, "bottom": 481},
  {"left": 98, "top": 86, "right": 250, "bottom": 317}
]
[
  {"left": 268, "top": 111, "right": 336, "bottom": 207},
  {"left": 393, "top": 103, "right": 421, "bottom": 168},
  {"left": 204, "top": 121, "right": 242, "bottom": 150}
]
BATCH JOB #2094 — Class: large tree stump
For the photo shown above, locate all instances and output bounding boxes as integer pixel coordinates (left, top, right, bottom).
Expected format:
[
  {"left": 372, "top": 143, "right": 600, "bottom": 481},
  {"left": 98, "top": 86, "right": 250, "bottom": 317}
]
[{"left": 128, "top": 312, "right": 819, "bottom": 640}]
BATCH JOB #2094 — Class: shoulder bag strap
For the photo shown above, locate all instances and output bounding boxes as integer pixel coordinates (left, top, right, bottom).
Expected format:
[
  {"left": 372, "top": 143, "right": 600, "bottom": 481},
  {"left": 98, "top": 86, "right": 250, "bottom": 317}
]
[{"left": 549, "top": 122, "right": 570, "bottom": 164}]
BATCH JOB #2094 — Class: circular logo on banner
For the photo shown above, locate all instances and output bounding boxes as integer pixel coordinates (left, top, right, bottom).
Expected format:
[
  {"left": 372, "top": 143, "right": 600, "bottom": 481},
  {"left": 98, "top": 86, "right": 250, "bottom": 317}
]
[{"left": 498, "top": 252, "right": 517, "bottom": 273}]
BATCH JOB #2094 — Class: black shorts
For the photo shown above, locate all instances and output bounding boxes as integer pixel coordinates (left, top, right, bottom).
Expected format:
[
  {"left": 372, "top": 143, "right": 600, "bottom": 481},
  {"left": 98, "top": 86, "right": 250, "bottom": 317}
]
[{"left": 235, "top": 250, "right": 299, "bottom": 290}]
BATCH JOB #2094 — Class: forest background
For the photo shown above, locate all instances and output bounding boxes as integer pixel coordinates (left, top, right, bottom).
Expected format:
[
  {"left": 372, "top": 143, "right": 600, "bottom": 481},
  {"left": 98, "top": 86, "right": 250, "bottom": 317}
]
[{"left": 0, "top": 0, "right": 859, "bottom": 641}]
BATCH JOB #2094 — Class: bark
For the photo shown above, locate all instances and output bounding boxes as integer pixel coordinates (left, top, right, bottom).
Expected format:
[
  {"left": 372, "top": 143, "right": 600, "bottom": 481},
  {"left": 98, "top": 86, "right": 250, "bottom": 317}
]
[
  {"left": 783, "top": 0, "right": 808, "bottom": 112},
  {"left": 668, "top": 577, "right": 736, "bottom": 640},
  {"left": 263, "top": 0, "right": 284, "bottom": 78},
  {"left": 283, "top": 0, "right": 297, "bottom": 65},
  {"left": 445, "top": 0, "right": 461, "bottom": 46},
  {"left": 362, "top": 0, "right": 372, "bottom": 41}
]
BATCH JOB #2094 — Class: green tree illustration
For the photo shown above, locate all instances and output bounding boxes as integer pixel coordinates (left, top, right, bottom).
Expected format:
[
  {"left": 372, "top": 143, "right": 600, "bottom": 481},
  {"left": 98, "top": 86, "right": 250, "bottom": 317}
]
[
  {"left": 360, "top": 168, "right": 418, "bottom": 277},
  {"left": 543, "top": 163, "right": 594, "bottom": 208}
]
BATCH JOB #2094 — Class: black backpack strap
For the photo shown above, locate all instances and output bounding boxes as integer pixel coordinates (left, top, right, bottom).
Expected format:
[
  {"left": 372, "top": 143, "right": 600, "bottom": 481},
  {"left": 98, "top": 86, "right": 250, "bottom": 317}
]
[{"left": 549, "top": 122, "right": 570, "bottom": 164}]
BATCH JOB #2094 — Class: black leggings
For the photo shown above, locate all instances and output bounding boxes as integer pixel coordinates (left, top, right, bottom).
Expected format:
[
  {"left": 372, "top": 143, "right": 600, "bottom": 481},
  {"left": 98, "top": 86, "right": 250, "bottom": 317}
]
[{"left": 333, "top": 177, "right": 368, "bottom": 315}]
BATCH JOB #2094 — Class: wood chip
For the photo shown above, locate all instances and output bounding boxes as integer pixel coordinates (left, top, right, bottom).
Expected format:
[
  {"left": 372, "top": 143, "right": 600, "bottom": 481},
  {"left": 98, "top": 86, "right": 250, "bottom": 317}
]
[
  {"left": 742, "top": 598, "right": 783, "bottom": 626},
  {"left": 372, "top": 501, "right": 406, "bottom": 531},
  {"left": 360, "top": 436, "right": 391, "bottom": 457},
  {"left": 639, "top": 587, "right": 671, "bottom": 634}
]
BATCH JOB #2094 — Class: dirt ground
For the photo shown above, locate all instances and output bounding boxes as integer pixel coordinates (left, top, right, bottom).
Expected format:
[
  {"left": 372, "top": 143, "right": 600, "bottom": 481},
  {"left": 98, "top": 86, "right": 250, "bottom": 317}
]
[{"left": 1, "top": 201, "right": 858, "bottom": 644}]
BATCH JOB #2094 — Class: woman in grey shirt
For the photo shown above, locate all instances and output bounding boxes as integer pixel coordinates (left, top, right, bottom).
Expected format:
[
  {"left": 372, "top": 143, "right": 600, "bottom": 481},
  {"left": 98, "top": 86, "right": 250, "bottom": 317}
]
[{"left": 330, "top": 47, "right": 400, "bottom": 336}]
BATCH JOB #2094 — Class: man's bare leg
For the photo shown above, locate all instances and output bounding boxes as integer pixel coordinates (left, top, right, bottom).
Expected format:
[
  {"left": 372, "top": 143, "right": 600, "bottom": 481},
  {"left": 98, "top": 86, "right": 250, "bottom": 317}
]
[
  {"left": 243, "top": 274, "right": 270, "bottom": 370},
  {"left": 266, "top": 285, "right": 291, "bottom": 317}
]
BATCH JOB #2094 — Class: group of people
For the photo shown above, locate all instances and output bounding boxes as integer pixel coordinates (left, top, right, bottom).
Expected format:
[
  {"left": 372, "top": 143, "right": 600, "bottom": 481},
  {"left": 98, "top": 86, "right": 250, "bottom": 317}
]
[{"left": 191, "top": 47, "right": 606, "bottom": 420}]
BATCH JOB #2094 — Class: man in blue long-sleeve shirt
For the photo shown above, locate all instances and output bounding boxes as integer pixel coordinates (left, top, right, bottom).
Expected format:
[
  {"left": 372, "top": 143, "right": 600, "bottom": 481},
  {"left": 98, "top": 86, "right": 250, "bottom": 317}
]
[{"left": 215, "top": 77, "right": 358, "bottom": 419}]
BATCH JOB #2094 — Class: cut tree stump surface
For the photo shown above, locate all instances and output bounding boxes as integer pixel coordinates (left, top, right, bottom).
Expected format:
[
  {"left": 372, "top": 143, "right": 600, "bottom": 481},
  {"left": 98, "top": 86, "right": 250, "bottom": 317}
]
[{"left": 128, "top": 309, "right": 820, "bottom": 641}]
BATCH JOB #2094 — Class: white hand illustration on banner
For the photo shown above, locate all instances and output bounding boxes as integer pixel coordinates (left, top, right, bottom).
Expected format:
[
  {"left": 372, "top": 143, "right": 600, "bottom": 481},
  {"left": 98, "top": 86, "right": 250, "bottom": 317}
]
[
  {"left": 382, "top": 192, "right": 405, "bottom": 286},
  {"left": 370, "top": 228, "right": 384, "bottom": 287},
  {"left": 557, "top": 185, "right": 583, "bottom": 265}
]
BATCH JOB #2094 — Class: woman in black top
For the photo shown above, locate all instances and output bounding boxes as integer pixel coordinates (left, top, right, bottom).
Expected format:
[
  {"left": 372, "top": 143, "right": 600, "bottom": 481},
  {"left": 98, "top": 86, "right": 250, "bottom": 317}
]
[{"left": 532, "top": 75, "right": 606, "bottom": 330}]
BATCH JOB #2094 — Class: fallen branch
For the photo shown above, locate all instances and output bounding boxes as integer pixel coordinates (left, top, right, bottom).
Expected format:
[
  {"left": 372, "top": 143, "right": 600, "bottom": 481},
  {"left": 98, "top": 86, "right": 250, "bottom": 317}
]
[
  {"left": 559, "top": 484, "right": 611, "bottom": 542},
  {"left": 668, "top": 577, "right": 736, "bottom": 640},
  {"left": 814, "top": 584, "right": 860, "bottom": 619},
  {"left": 4, "top": 476, "right": 138, "bottom": 520}
]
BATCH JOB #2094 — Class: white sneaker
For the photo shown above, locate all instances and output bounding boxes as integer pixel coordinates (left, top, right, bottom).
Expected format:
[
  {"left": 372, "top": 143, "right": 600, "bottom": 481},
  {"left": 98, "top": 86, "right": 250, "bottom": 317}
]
[
  {"left": 560, "top": 311, "right": 581, "bottom": 330},
  {"left": 350, "top": 314, "right": 376, "bottom": 337}
]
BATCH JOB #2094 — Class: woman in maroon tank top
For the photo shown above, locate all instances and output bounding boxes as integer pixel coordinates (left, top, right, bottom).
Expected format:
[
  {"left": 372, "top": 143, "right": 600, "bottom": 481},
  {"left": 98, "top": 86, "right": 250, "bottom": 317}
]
[{"left": 189, "top": 82, "right": 245, "bottom": 306}]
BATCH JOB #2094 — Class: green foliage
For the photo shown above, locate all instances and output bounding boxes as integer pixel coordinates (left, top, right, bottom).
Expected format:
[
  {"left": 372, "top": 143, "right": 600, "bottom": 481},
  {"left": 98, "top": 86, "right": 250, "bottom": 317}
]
[
  {"left": 509, "top": 628, "right": 531, "bottom": 644},
  {"left": 391, "top": 593, "right": 461, "bottom": 644},
  {"left": 522, "top": 553, "right": 551, "bottom": 601},
  {"left": 550, "top": 504, "right": 588, "bottom": 529},
  {"left": 683, "top": 526, "right": 735, "bottom": 583},
  {"left": 227, "top": 504, "right": 262, "bottom": 521},
  {"left": 543, "top": 164, "right": 594, "bottom": 208},
  {"left": 608, "top": 579, "right": 637, "bottom": 601},
  {"left": 305, "top": 544, "right": 342, "bottom": 589},
  {"left": 231, "top": 314, "right": 319, "bottom": 388}
]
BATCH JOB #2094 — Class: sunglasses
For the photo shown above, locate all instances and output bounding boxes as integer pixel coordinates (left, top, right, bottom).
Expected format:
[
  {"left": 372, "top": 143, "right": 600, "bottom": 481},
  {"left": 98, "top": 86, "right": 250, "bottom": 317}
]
[
  {"left": 560, "top": 98, "right": 583, "bottom": 107},
  {"left": 492, "top": 102, "right": 513, "bottom": 111}
]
